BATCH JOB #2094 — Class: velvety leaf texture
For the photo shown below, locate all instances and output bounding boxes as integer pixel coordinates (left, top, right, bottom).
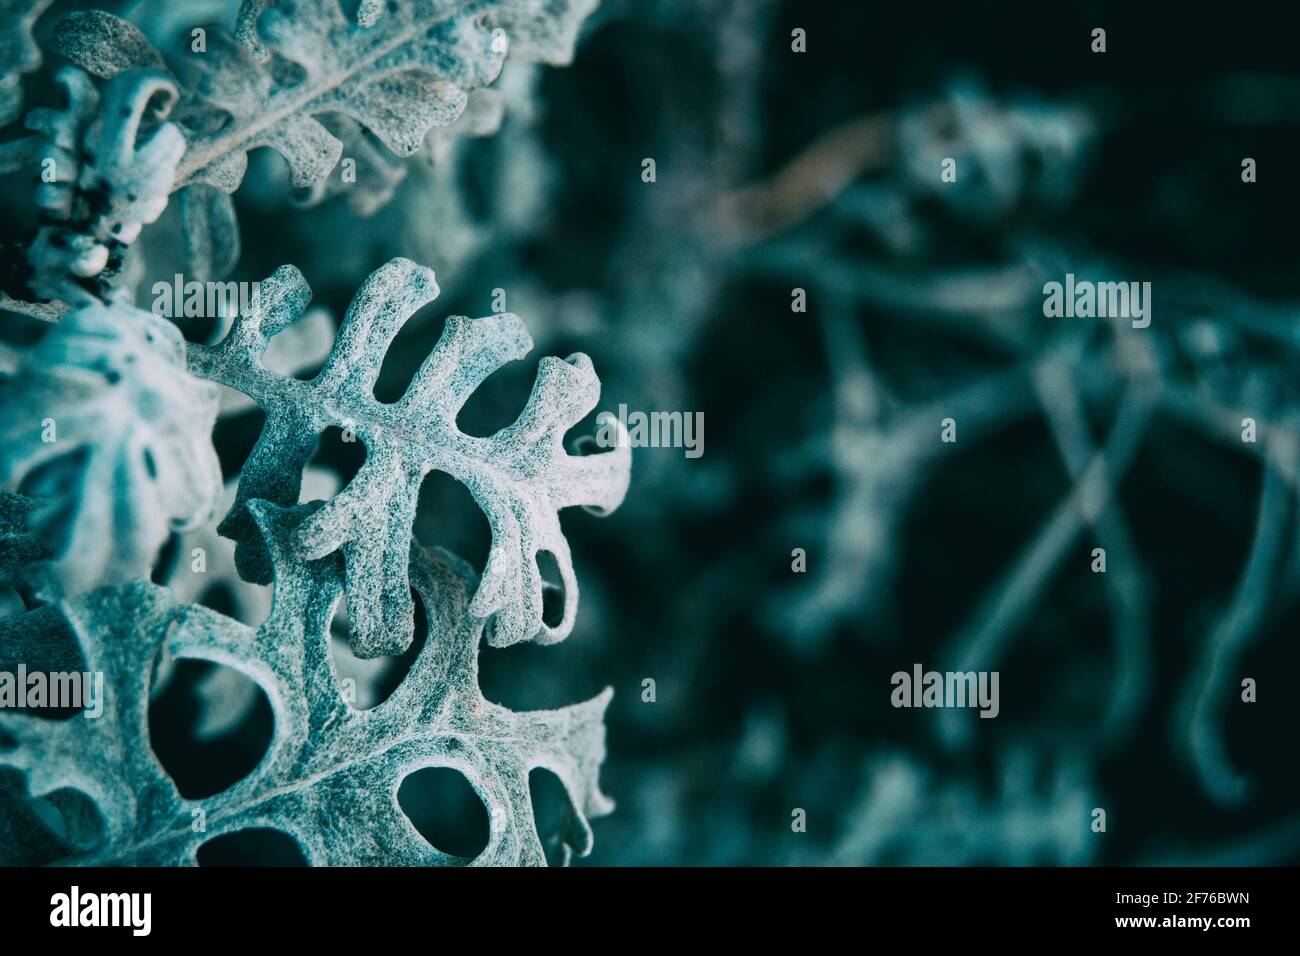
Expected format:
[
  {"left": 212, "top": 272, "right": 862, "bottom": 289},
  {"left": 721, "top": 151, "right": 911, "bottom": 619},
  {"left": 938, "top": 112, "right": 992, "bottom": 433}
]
[
  {"left": 188, "top": 258, "right": 630, "bottom": 657},
  {"left": 0, "top": 491, "right": 49, "bottom": 587},
  {"left": 0, "top": 0, "right": 621, "bottom": 871},
  {"left": 0, "top": 503, "right": 613, "bottom": 865},
  {"left": 0, "top": 300, "right": 222, "bottom": 597},
  {"left": 176, "top": 0, "right": 600, "bottom": 193},
  {"left": 27, "top": 0, "right": 599, "bottom": 293},
  {"left": 51, "top": 10, "right": 169, "bottom": 80}
]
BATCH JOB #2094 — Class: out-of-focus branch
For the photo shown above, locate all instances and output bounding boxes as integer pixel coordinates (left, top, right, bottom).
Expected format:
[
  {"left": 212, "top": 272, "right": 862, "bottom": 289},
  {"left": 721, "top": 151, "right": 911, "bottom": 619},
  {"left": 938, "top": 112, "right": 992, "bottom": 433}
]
[
  {"left": 1178, "top": 459, "right": 1291, "bottom": 806},
  {"left": 935, "top": 385, "right": 1157, "bottom": 749},
  {"left": 714, "top": 114, "right": 893, "bottom": 244}
]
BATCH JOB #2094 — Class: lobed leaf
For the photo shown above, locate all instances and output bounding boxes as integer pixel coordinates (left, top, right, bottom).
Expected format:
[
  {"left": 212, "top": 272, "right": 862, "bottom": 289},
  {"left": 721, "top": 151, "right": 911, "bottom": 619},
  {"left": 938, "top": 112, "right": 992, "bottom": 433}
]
[
  {"left": 0, "top": 300, "right": 222, "bottom": 597},
  {"left": 0, "top": 503, "right": 614, "bottom": 865},
  {"left": 10, "top": 1, "right": 604, "bottom": 296},
  {"left": 177, "top": 0, "right": 600, "bottom": 193},
  {"left": 189, "top": 258, "right": 630, "bottom": 656}
]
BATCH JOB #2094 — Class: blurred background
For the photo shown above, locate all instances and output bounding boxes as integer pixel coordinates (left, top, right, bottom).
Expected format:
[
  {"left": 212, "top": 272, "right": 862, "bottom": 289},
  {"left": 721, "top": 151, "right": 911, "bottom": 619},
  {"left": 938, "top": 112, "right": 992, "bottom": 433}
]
[{"left": 4, "top": 0, "right": 1300, "bottom": 865}]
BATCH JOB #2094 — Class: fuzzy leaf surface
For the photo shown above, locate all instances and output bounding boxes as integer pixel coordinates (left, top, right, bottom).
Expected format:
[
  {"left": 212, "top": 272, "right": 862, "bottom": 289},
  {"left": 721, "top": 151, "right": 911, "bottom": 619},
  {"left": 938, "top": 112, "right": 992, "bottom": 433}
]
[
  {"left": 176, "top": 0, "right": 600, "bottom": 192},
  {"left": 0, "top": 300, "right": 221, "bottom": 596},
  {"left": 188, "top": 258, "right": 629, "bottom": 656},
  {"left": 0, "top": 503, "right": 613, "bottom": 865}
]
